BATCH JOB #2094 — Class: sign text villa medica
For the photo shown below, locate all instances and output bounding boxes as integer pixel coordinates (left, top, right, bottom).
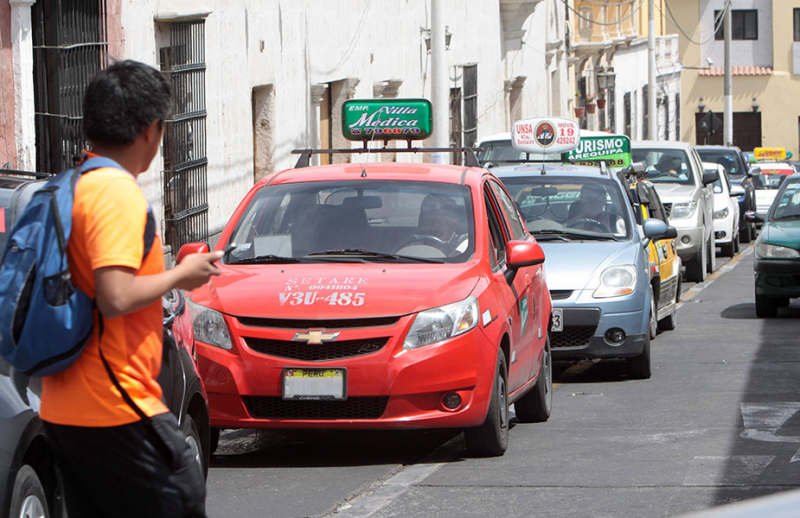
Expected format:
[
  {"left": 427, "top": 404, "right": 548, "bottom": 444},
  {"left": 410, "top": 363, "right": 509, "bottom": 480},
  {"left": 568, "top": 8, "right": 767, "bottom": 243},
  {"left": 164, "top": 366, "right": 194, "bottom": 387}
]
[{"left": 342, "top": 99, "right": 433, "bottom": 141}]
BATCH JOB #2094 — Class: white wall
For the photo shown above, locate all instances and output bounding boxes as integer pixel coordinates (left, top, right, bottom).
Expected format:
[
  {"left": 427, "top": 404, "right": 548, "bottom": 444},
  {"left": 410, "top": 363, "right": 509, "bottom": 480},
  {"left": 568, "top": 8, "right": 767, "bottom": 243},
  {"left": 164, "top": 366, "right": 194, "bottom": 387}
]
[{"left": 699, "top": 0, "right": 773, "bottom": 68}]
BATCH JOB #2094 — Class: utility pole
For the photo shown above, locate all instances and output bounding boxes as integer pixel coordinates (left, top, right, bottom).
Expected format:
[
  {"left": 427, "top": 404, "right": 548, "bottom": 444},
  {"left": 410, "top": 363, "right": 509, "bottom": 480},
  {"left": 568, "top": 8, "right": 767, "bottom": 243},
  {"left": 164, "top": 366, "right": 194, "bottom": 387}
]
[
  {"left": 648, "top": 0, "right": 657, "bottom": 140},
  {"left": 724, "top": 1, "right": 733, "bottom": 146},
  {"left": 430, "top": 0, "right": 449, "bottom": 164}
]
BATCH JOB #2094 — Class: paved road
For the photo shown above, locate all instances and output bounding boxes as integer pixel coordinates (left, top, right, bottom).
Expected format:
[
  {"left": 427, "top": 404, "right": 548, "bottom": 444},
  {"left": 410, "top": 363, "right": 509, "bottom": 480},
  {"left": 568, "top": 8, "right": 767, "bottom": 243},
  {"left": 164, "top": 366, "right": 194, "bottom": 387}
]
[{"left": 207, "top": 243, "right": 800, "bottom": 518}]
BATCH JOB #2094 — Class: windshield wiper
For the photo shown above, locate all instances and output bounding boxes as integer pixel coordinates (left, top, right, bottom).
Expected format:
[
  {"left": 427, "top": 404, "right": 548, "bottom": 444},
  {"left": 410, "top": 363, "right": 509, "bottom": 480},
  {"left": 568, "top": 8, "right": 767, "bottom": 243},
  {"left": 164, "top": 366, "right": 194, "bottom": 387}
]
[
  {"left": 306, "top": 248, "right": 445, "bottom": 263},
  {"left": 534, "top": 229, "right": 619, "bottom": 241},
  {"left": 229, "top": 254, "right": 303, "bottom": 265},
  {"left": 532, "top": 233, "right": 570, "bottom": 242}
]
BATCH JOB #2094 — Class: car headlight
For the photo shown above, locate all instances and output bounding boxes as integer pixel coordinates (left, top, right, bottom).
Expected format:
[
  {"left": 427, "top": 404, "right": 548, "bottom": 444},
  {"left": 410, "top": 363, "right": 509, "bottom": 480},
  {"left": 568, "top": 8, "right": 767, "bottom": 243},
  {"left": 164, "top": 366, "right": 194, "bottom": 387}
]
[
  {"left": 593, "top": 265, "right": 637, "bottom": 298},
  {"left": 187, "top": 297, "right": 232, "bottom": 350},
  {"left": 713, "top": 207, "right": 729, "bottom": 220},
  {"left": 670, "top": 201, "right": 698, "bottom": 219},
  {"left": 404, "top": 296, "right": 479, "bottom": 350},
  {"left": 756, "top": 243, "right": 800, "bottom": 259}
]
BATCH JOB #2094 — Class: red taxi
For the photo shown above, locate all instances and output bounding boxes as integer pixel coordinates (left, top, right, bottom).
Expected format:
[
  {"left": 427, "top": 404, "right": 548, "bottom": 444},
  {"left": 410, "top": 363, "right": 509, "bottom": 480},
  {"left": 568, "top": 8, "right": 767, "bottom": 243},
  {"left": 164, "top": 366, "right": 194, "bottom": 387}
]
[{"left": 178, "top": 100, "right": 552, "bottom": 456}]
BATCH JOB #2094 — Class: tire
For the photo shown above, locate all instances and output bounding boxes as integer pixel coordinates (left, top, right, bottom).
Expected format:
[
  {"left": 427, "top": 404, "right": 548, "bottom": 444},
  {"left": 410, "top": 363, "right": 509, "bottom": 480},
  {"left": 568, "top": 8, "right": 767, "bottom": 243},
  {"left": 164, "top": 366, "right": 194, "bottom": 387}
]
[
  {"left": 465, "top": 352, "right": 509, "bottom": 457},
  {"left": 182, "top": 415, "right": 207, "bottom": 478},
  {"left": 648, "top": 293, "right": 658, "bottom": 340},
  {"left": 657, "top": 283, "right": 679, "bottom": 332},
  {"left": 755, "top": 294, "right": 779, "bottom": 318},
  {"left": 685, "top": 239, "right": 707, "bottom": 282},
  {"left": 777, "top": 297, "right": 791, "bottom": 308},
  {"left": 706, "top": 234, "right": 716, "bottom": 273},
  {"left": 740, "top": 219, "right": 752, "bottom": 243},
  {"left": 733, "top": 231, "right": 740, "bottom": 254},
  {"left": 628, "top": 333, "right": 652, "bottom": 379},
  {"left": 9, "top": 465, "right": 49, "bottom": 518},
  {"left": 721, "top": 240, "right": 735, "bottom": 258},
  {"left": 515, "top": 336, "right": 552, "bottom": 423},
  {"left": 210, "top": 427, "right": 221, "bottom": 455}
]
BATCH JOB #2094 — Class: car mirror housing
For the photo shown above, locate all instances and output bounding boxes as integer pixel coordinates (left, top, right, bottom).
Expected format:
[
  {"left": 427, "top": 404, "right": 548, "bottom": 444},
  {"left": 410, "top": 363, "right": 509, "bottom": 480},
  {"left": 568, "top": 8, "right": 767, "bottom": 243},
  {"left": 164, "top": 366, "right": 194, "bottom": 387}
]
[
  {"left": 730, "top": 185, "right": 746, "bottom": 197},
  {"left": 744, "top": 210, "right": 764, "bottom": 223},
  {"left": 702, "top": 170, "right": 720, "bottom": 185},
  {"left": 505, "top": 241, "right": 545, "bottom": 285},
  {"left": 643, "top": 219, "right": 669, "bottom": 240},
  {"left": 176, "top": 242, "right": 210, "bottom": 264}
]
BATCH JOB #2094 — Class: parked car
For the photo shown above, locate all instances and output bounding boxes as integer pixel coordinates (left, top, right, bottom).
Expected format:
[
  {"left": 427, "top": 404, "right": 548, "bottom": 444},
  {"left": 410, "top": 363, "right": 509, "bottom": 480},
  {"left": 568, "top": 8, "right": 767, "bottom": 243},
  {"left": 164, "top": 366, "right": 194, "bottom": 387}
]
[
  {"left": 745, "top": 173, "right": 800, "bottom": 317},
  {"left": 703, "top": 162, "right": 741, "bottom": 257},
  {"left": 632, "top": 141, "right": 719, "bottom": 282},
  {"left": 695, "top": 145, "right": 757, "bottom": 243},
  {"left": 750, "top": 163, "right": 795, "bottom": 219},
  {"left": 0, "top": 171, "right": 210, "bottom": 518}
]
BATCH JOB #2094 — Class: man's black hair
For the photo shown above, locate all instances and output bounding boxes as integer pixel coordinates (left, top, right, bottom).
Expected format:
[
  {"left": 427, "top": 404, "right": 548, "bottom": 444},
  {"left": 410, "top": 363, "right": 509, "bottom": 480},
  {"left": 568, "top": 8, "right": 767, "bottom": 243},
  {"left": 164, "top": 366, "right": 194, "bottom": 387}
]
[{"left": 83, "top": 60, "right": 172, "bottom": 146}]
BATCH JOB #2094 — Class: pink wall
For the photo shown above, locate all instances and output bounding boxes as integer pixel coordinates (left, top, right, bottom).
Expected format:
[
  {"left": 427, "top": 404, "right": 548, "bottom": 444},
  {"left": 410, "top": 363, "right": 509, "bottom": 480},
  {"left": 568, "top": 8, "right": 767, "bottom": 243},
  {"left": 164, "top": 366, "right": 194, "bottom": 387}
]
[
  {"left": 107, "top": 0, "right": 124, "bottom": 62},
  {"left": 0, "top": 1, "right": 16, "bottom": 168}
]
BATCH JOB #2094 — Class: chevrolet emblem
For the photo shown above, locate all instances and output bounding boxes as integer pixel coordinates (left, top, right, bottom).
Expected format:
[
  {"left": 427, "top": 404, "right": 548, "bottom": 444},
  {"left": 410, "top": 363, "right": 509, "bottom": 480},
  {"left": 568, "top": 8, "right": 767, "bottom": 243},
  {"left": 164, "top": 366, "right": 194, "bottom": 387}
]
[{"left": 292, "top": 330, "right": 340, "bottom": 344}]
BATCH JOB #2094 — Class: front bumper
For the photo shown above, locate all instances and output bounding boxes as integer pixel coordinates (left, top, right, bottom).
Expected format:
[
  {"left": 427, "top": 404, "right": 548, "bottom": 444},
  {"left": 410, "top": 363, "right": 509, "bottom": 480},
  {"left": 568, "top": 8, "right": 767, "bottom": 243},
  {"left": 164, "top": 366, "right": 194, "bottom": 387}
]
[
  {"left": 755, "top": 259, "right": 800, "bottom": 297},
  {"left": 198, "top": 314, "right": 499, "bottom": 429},
  {"left": 550, "top": 296, "right": 648, "bottom": 361}
]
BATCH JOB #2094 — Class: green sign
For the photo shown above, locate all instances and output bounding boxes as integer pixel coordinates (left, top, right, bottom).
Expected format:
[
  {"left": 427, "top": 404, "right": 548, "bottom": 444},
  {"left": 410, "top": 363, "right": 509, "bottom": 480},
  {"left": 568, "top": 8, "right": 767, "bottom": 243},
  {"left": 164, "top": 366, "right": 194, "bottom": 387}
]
[
  {"left": 342, "top": 99, "right": 433, "bottom": 141},
  {"left": 564, "top": 134, "right": 631, "bottom": 168}
]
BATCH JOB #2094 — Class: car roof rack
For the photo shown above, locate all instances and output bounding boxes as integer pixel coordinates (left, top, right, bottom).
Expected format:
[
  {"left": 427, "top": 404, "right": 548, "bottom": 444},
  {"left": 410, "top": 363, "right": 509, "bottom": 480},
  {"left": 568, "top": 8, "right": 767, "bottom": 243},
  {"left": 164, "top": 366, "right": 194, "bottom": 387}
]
[{"left": 291, "top": 143, "right": 482, "bottom": 169}]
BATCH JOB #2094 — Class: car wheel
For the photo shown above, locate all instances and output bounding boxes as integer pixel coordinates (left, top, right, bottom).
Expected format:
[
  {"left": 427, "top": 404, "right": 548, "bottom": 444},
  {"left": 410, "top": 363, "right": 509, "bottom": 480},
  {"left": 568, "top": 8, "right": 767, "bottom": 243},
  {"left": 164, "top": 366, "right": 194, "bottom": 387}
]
[
  {"left": 514, "top": 335, "right": 552, "bottom": 423},
  {"left": 9, "top": 465, "right": 49, "bottom": 518},
  {"left": 755, "top": 294, "right": 779, "bottom": 318},
  {"left": 733, "top": 231, "right": 740, "bottom": 254},
  {"left": 627, "top": 333, "right": 652, "bottom": 380},
  {"left": 721, "top": 240, "right": 735, "bottom": 257},
  {"left": 740, "top": 219, "right": 752, "bottom": 243},
  {"left": 648, "top": 294, "right": 658, "bottom": 339},
  {"left": 658, "top": 283, "right": 678, "bottom": 332},
  {"left": 182, "top": 415, "right": 207, "bottom": 478},
  {"left": 210, "top": 427, "right": 221, "bottom": 455},
  {"left": 706, "top": 234, "right": 716, "bottom": 273},
  {"left": 685, "top": 239, "right": 706, "bottom": 282},
  {"left": 465, "top": 352, "right": 509, "bottom": 457},
  {"left": 777, "top": 297, "right": 791, "bottom": 308}
]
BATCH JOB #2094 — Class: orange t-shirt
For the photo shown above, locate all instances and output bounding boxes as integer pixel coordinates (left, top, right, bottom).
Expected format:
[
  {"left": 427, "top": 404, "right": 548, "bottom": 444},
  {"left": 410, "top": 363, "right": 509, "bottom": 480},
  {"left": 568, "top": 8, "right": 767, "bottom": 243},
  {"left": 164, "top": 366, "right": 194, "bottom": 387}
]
[{"left": 40, "top": 165, "right": 169, "bottom": 427}]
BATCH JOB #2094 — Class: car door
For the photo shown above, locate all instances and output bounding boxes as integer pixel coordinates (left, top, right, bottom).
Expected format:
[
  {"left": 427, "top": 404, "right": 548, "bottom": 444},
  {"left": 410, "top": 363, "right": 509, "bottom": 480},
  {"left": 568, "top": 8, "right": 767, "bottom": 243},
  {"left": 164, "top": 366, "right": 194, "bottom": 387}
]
[
  {"left": 644, "top": 183, "right": 679, "bottom": 311},
  {"left": 485, "top": 180, "right": 539, "bottom": 388},
  {"left": 692, "top": 149, "right": 714, "bottom": 241}
]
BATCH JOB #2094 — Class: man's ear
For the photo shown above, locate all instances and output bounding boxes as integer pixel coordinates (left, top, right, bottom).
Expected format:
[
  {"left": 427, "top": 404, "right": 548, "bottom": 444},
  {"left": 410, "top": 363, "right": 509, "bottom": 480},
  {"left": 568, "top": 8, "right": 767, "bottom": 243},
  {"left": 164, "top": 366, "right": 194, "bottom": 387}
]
[{"left": 143, "top": 119, "right": 163, "bottom": 143}]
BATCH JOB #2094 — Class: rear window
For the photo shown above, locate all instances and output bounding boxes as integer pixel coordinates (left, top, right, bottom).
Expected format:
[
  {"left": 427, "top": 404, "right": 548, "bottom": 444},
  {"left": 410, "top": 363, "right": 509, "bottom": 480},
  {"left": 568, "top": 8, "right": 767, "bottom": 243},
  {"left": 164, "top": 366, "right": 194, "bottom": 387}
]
[
  {"left": 696, "top": 149, "right": 745, "bottom": 177},
  {"left": 632, "top": 148, "right": 695, "bottom": 186}
]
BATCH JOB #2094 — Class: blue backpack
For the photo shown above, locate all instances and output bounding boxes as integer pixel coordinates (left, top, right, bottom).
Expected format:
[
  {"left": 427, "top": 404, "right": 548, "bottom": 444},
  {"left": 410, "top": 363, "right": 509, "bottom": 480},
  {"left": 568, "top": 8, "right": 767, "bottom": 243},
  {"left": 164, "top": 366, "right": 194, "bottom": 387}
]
[{"left": 0, "top": 157, "right": 155, "bottom": 377}]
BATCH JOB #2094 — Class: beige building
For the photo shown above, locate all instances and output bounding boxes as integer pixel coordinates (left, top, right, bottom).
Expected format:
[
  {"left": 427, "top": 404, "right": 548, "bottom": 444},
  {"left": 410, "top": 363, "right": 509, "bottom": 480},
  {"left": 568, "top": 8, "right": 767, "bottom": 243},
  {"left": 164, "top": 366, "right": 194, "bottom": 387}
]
[{"left": 671, "top": 0, "right": 800, "bottom": 155}]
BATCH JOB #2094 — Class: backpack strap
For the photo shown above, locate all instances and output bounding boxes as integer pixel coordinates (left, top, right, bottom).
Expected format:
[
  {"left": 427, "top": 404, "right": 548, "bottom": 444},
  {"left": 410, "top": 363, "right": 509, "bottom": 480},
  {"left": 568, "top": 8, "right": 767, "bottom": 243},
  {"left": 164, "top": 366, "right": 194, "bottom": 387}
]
[{"left": 96, "top": 312, "right": 150, "bottom": 421}]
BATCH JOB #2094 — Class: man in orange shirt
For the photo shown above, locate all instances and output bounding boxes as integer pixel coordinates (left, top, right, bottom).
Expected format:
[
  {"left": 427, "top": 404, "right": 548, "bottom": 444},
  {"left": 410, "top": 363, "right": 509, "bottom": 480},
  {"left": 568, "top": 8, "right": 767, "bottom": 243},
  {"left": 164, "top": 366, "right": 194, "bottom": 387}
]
[{"left": 41, "top": 60, "right": 220, "bottom": 517}]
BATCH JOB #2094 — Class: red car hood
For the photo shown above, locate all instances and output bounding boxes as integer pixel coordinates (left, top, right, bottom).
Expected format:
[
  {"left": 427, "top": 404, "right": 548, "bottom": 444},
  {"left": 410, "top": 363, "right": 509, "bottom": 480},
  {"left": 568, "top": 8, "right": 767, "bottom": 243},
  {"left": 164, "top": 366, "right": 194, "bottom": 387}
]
[{"left": 189, "top": 262, "right": 482, "bottom": 319}]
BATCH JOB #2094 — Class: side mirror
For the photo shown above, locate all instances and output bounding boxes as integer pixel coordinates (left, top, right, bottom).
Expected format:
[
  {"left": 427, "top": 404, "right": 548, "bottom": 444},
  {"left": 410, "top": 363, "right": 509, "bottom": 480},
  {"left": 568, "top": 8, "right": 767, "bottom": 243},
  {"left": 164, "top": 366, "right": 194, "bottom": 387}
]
[
  {"left": 643, "top": 219, "right": 669, "bottom": 240},
  {"left": 504, "top": 241, "right": 545, "bottom": 285},
  {"left": 702, "top": 170, "right": 720, "bottom": 185},
  {"left": 176, "top": 242, "right": 210, "bottom": 264},
  {"left": 664, "top": 226, "right": 678, "bottom": 239},
  {"left": 730, "top": 185, "right": 746, "bottom": 197},
  {"left": 744, "top": 210, "right": 764, "bottom": 223}
]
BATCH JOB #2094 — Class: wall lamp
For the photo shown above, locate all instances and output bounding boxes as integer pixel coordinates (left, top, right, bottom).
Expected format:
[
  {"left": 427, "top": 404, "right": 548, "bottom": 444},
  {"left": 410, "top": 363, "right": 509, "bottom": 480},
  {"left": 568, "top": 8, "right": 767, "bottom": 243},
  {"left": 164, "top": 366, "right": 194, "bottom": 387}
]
[
  {"left": 698, "top": 97, "right": 706, "bottom": 114},
  {"left": 752, "top": 97, "right": 759, "bottom": 113},
  {"left": 422, "top": 26, "right": 452, "bottom": 53}
]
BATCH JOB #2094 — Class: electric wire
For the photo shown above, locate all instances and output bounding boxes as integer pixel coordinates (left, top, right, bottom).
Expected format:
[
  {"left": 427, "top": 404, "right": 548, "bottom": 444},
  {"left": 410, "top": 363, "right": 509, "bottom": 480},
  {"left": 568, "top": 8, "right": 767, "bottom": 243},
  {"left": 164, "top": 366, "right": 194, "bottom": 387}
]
[
  {"left": 663, "top": 0, "right": 730, "bottom": 47},
  {"left": 560, "top": 0, "right": 646, "bottom": 27}
]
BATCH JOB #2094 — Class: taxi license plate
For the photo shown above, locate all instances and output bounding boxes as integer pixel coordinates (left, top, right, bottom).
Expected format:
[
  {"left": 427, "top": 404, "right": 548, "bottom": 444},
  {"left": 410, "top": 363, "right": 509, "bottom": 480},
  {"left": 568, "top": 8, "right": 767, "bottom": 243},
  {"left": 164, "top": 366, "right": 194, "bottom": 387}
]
[
  {"left": 552, "top": 309, "right": 563, "bottom": 333},
  {"left": 282, "top": 368, "right": 347, "bottom": 400}
]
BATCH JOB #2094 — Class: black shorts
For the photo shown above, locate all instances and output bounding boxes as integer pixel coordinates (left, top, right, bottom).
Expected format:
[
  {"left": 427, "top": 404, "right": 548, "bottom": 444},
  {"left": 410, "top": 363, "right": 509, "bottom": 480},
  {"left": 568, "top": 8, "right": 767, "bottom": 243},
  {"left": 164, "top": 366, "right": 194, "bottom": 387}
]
[{"left": 44, "top": 412, "right": 206, "bottom": 518}]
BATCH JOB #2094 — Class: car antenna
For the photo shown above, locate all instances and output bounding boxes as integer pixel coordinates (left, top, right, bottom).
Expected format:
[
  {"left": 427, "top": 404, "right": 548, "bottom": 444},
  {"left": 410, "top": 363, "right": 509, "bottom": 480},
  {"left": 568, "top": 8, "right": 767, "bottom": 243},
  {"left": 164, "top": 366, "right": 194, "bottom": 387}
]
[{"left": 540, "top": 154, "right": 546, "bottom": 175}]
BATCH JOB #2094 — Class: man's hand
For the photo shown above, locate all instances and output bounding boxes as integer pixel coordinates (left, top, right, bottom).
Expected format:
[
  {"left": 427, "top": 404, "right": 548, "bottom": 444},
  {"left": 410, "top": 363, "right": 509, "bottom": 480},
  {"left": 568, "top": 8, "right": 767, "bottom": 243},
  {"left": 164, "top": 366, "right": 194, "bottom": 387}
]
[{"left": 173, "top": 251, "right": 223, "bottom": 291}]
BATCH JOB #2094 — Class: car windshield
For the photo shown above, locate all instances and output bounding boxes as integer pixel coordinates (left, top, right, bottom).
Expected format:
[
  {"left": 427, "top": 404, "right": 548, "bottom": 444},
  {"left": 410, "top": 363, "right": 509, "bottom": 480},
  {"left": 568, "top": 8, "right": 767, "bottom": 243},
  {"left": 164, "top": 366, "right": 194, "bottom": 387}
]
[
  {"left": 631, "top": 148, "right": 695, "bottom": 185},
  {"left": 769, "top": 179, "right": 800, "bottom": 221},
  {"left": 499, "top": 176, "right": 631, "bottom": 240},
  {"left": 225, "top": 180, "right": 475, "bottom": 263},
  {"left": 751, "top": 167, "right": 792, "bottom": 190},
  {"left": 696, "top": 149, "right": 744, "bottom": 177},
  {"left": 477, "top": 140, "right": 560, "bottom": 164}
]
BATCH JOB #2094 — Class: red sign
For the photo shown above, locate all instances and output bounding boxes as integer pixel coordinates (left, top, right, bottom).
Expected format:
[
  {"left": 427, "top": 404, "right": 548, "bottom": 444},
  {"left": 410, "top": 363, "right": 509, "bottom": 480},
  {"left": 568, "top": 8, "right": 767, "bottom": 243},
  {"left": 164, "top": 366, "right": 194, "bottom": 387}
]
[{"left": 0, "top": 208, "right": 5, "bottom": 233}]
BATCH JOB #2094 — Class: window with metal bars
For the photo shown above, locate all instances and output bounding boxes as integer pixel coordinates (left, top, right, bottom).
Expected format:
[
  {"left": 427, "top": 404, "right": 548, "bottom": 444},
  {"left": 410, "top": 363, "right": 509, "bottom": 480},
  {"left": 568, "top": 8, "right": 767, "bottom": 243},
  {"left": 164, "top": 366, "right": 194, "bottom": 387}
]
[
  {"left": 462, "top": 64, "right": 478, "bottom": 149},
  {"left": 159, "top": 20, "right": 209, "bottom": 253},
  {"left": 32, "top": 0, "right": 107, "bottom": 174}
]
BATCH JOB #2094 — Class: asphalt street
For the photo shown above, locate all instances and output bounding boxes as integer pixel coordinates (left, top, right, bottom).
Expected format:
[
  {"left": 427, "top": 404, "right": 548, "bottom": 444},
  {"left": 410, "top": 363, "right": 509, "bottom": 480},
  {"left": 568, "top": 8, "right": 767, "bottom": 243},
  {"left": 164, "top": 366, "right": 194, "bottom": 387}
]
[{"left": 206, "top": 244, "right": 800, "bottom": 518}]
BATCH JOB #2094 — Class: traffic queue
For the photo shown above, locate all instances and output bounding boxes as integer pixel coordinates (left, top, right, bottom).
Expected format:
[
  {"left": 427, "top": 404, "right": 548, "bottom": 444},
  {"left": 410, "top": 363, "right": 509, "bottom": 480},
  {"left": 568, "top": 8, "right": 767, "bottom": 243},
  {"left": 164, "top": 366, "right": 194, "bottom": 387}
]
[{"left": 1, "top": 98, "right": 797, "bottom": 517}]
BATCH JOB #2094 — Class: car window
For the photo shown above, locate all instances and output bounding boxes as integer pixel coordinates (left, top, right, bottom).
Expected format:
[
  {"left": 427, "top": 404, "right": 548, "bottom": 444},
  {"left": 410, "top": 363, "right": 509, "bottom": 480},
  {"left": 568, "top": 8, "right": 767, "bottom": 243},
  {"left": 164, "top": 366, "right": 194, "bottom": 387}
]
[
  {"left": 644, "top": 184, "right": 668, "bottom": 223},
  {"left": 770, "top": 180, "right": 800, "bottom": 221},
  {"left": 631, "top": 148, "right": 695, "bottom": 186},
  {"left": 696, "top": 148, "right": 744, "bottom": 178},
  {"left": 226, "top": 180, "right": 475, "bottom": 263},
  {"left": 499, "top": 176, "right": 631, "bottom": 239},
  {"left": 751, "top": 167, "right": 791, "bottom": 190},
  {"left": 484, "top": 189, "right": 507, "bottom": 266},
  {"left": 477, "top": 139, "right": 561, "bottom": 164},
  {"left": 489, "top": 179, "right": 527, "bottom": 240}
]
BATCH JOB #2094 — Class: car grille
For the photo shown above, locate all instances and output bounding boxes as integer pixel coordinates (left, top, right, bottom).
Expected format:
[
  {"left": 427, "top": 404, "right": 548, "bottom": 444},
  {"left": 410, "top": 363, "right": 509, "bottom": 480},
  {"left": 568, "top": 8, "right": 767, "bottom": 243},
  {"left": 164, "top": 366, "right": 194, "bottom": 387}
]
[
  {"left": 236, "top": 316, "right": 400, "bottom": 329},
  {"left": 245, "top": 337, "right": 389, "bottom": 361},
  {"left": 552, "top": 325, "right": 597, "bottom": 348},
  {"left": 663, "top": 203, "right": 672, "bottom": 218},
  {"left": 243, "top": 396, "right": 389, "bottom": 420},
  {"left": 550, "top": 290, "right": 574, "bottom": 300}
]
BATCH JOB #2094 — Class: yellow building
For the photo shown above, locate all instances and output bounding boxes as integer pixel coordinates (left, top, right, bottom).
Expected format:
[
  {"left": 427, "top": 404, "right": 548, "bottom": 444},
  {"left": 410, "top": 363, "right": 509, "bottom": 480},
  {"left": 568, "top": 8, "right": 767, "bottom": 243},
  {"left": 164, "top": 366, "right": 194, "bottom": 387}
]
[
  {"left": 571, "top": 0, "right": 681, "bottom": 140},
  {"left": 672, "top": 0, "right": 800, "bottom": 155}
]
